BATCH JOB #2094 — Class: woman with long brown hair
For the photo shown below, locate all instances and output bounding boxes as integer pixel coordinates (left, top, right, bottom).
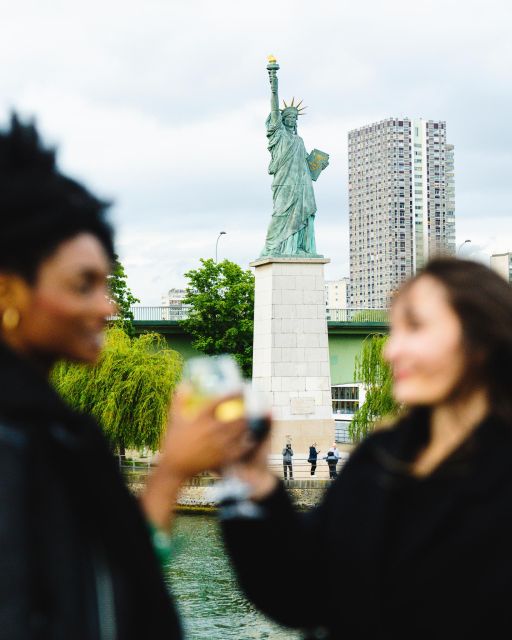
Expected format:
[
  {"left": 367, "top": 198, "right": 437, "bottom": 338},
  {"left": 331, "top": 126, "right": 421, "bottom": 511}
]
[{"left": 219, "top": 258, "right": 512, "bottom": 639}]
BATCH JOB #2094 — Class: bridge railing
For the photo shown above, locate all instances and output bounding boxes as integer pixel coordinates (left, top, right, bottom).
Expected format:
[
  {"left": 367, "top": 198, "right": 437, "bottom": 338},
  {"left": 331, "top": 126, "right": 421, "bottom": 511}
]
[
  {"left": 129, "top": 305, "right": 191, "bottom": 321},
  {"left": 118, "top": 454, "right": 350, "bottom": 481},
  {"left": 326, "top": 308, "right": 388, "bottom": 322},
  {"left": 128, "top": 306, "right": 388, "bottom": 323}
]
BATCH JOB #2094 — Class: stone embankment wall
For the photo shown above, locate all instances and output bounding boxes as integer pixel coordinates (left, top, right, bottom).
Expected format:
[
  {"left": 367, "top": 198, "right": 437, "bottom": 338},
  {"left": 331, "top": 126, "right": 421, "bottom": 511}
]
[{"left": 124, "top": 471, "right": 331, "bottom": 510}]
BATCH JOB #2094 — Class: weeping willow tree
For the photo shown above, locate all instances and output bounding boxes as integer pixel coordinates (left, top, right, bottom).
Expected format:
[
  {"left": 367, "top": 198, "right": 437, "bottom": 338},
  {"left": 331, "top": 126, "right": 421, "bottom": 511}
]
[
  {"left": 349, "top": 334, "right": 400, "bottom": 442},
  {"left": 52, "top": 327, "right": 183, "bottom": 452}
]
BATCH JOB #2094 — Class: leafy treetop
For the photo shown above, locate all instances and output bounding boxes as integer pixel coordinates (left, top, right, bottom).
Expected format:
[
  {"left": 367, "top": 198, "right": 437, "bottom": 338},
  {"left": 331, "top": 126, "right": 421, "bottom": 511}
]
[
  {"left": 109, "top": 254, "right": 140, "bottom": 336},
  {"left": 181, "top": 258, "right": 255, "bottom": 377}
]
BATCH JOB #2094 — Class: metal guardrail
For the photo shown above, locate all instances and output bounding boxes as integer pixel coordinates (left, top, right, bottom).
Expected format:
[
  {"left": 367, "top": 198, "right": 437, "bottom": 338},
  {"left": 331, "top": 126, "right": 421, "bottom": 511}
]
[
  {"left": 117, "top": 428, "right": 354, "bottom": 475},
  {"left": 118, "top": 455, "right": 156, "bottom": 471},
  {"left": 326, "top": 308, "right": 388, "bottom": 322},
  {"left": 129, "top": 305, "right": 191, "bottom": 321},
  {"left": 268, "top": 458, "right": 349, "bottom": 480},
  {"left": 128, "top": 306, "right": 388, "bottom": 323},
  {"left": 119, "top": 455, "right": 349, "bottom": 481}
]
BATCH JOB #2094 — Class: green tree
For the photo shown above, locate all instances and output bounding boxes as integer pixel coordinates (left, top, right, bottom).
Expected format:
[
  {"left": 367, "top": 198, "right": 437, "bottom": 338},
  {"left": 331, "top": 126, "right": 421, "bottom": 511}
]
[
  {"left": 349, "top": 334, "right": 400, "bottom": 442},
  {"left": 181, "top": 258, "right": 255, "bottom": 377},
  {"left": 52, "top": 327, "right": 183, "bottom": 452},
  {"left": 109, "top": 254, "right": 140, "bottom": 336}
]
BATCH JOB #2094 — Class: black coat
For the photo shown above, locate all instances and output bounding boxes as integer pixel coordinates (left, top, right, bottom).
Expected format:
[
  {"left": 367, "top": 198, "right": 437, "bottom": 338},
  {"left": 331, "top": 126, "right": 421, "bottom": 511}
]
[
  {"left": 0, "top": 342, "right": 181, "bottom": 639},
  {"left": 222, "top": 409, "right": 512, "bottom": 639},
  {"left": 308, "top": 447, "right": 318, "bottom": 462},
  {"left": 324, "top": 452, "right": 337, "bottom": 465}
]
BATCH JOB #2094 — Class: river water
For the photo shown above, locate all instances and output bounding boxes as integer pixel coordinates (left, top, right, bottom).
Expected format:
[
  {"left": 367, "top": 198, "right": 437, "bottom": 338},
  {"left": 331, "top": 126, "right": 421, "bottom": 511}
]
[{"left": 166, "top": 514, "right": 300, "bottom": 640}]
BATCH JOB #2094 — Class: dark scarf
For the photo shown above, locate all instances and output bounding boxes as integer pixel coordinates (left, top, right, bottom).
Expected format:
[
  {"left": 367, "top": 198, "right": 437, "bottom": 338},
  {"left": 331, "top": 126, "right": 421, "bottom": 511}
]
[{"left": 0, "top": 341, "right": 181, "bottom": 638}]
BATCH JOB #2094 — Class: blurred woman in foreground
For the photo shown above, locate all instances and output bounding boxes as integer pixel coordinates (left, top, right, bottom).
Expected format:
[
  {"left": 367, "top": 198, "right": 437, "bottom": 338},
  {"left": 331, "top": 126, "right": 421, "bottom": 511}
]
[
  {"left": 0, "top": 116, "right": 247, "bottom": 639},
  {"left": 219, "top": 258, "right": 512, "bottom": 639}
]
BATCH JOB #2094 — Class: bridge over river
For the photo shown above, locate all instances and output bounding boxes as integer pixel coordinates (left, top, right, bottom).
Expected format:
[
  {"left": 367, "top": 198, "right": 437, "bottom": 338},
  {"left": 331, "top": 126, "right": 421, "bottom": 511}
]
[{"left": 131, "top": 306, "right": 389, "bottom": 387}]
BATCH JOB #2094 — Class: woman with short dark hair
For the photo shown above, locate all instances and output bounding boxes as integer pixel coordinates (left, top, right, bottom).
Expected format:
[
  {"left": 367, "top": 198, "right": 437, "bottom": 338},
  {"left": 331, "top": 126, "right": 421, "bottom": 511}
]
[
  {"left": 219, "top": 257, "right": 512, "bottom": 639},
  {"left": 0, "top": 116, "right": 246, "bottom": 639}
]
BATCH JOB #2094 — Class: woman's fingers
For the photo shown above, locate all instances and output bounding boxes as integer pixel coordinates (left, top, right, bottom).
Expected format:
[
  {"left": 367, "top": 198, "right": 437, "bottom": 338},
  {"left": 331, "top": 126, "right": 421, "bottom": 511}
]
[{"left": 162, "top": 386, "right": 270, "bottom": 476}]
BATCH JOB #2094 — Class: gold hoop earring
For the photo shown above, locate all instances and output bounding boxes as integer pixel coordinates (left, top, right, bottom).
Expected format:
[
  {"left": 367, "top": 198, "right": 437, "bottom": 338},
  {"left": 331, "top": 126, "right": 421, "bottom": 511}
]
[{"left": 2, "top": 308, "right": 20, "bottom": 331}]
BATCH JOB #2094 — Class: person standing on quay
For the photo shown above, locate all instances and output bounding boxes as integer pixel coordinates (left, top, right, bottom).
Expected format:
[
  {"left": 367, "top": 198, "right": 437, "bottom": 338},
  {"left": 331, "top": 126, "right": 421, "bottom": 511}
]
[
  {"left": 307, "top": 443, "right": 320, "bottom": 476},
  {"left": 331, "top": 442, "right": 341, "bottom": 473},
  {"left": 323, "top": 449, "right": 338, "bottom": 480},
  {"left": 282, "top": 442, "right": 293, "bottom": 480},
  {"left": 218, "top": 258, "right": 512, "bottom": 639}
]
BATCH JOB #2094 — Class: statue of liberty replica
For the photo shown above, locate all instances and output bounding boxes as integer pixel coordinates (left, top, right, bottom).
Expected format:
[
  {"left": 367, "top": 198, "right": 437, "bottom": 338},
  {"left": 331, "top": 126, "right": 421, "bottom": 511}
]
[
  {"left": 252, "top": 57, "right": 334, "bottom": 461},
  {"left": 261, "top": 56, "right": 329, "bottom": 257}
]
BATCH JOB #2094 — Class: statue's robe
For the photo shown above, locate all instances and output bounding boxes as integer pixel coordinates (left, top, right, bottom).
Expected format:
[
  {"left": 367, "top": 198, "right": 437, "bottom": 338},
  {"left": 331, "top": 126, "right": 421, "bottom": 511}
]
[{"left": 261, "top": 114, "right": 318, "bottom": 257}]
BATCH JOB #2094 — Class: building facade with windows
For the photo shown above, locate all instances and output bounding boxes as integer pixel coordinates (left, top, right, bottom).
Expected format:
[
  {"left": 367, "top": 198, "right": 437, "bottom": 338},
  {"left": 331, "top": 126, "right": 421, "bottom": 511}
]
[
  {"left": 331, "top": 383, "right": 366, "bottom": 444},
  {"left": 348, "top": 118, "right": 455, "bottom": 308},
  {"left": 324, "top": 278, "right": 350, "bottom": 320},
  {"left": 160, "top": 288, "right": 191, "bottom": 320}
]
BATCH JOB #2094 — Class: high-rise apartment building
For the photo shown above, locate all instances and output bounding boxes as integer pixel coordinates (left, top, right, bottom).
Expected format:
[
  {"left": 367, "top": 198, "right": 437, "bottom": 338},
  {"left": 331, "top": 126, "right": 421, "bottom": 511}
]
[{"left": 348, "top": 118, "right": 455, "bottom": 308}]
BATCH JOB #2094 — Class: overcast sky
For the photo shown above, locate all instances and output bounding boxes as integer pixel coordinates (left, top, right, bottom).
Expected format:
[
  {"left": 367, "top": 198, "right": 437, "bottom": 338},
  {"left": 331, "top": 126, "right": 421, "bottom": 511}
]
[{"left": 2, "top": 0, "right": 512, "bottom": 303}]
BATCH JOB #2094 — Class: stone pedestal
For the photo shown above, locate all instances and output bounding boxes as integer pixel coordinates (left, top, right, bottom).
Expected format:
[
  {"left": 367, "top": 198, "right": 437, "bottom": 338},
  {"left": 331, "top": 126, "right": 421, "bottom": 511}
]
[{"left": 250, "top": 257, "right": 334, "bottom": 456}]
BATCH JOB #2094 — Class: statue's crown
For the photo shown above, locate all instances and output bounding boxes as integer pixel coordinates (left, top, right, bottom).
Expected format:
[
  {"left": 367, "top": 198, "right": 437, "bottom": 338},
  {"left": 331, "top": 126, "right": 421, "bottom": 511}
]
[{"left": 281, "top": 97, "right": 307, "bottom": 116}]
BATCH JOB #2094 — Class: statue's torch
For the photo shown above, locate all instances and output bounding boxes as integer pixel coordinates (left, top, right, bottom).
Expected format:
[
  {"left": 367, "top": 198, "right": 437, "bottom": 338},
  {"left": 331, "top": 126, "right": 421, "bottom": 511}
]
[{"left": 267, "top": 54, "right": 279, "bottom": 84}]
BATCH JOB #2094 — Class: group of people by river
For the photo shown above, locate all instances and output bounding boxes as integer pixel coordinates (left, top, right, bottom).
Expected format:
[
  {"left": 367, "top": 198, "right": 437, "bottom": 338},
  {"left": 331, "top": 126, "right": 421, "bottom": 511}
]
[
  {"left": 282, "top": 442, "right": 342, "bottom": 479},
  {"left": 2, "top": 115, "right": 512, "bottom": 640}
]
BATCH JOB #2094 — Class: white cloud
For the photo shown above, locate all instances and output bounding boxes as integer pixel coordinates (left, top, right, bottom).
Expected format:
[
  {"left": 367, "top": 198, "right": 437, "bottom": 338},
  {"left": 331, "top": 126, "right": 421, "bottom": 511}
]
[{"left": 1, "top": 0, "right": 512, "bottom": 302}]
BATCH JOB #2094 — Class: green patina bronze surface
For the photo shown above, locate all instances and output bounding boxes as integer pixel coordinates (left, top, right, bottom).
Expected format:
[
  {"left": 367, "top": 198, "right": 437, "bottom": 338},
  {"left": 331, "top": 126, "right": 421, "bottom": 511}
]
[{"left": 261, "top": 57, "right": 329, "bottom": 258}]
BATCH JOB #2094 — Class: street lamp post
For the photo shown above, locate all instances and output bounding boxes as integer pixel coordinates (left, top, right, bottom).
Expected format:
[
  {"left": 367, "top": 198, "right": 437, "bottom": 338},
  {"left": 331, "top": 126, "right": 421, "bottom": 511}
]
[
  {"left": 215, "top": 231, "right": 226, "bottom": 263},
  {"left": 457, "top": 239, "right": 471, "bottom": 255}
]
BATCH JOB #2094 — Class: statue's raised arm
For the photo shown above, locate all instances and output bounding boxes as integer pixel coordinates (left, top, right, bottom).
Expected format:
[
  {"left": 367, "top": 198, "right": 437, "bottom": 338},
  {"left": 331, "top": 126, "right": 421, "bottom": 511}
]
[{"left": 267, "top": 55, "right": 280, "bottom": 126}]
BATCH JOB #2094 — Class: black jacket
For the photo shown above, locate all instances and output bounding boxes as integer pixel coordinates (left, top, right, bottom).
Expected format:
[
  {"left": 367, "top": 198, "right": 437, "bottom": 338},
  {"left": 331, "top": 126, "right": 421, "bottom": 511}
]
[
  {"left": 222, "top": 410, "right": 512, "bottom": 639},
  {"left": 0, "top": 342, "right": 181, "bottom": 639},
  {"left": 323, "top": 451, "right": 337, "bottom": 465},
  {"left": 308, "top": 447, "right": 318, "bottom": 462}
]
